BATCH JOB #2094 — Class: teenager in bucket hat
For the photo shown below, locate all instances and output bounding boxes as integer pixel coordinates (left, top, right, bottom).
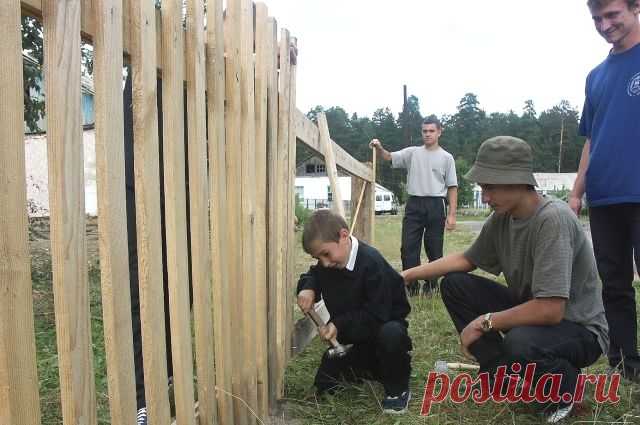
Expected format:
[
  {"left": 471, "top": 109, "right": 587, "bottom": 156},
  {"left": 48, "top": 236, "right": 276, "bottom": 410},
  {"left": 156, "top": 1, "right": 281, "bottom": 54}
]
[{"left": 402, "top": 136, "right": 609, "bottom": 423}]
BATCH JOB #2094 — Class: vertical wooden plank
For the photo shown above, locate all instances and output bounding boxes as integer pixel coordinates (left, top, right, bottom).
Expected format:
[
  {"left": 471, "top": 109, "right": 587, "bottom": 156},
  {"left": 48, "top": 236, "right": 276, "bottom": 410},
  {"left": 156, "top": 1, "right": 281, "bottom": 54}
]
[
  {"left": 254, "top": 2, "right": 270, "bottom": 419},
  {"left": 240, "top": 1, "right": 258, "bottom": 422},
  {"left": 206, "top": 0, "right": 234, "bottom": 423},
  {"left": 42, "top": 1, "right": 98, "bottom": 424},
  {"left": 370, "top": 151, "right": 376, "bottom": 244},
  {"left": 275, "top": 28, "right": 291, "bottom": 398},
  {"left": 265, "top": 16, "right": 280, "bottom": 414},
  {"left": 351, "top": 164, "right": 375, "bottom": 244},
  {"left": 318, "top": 112, "right": 345, "bottom": 218},
  {"left": 0, "top": 2, "right": 41, "bottom": 424},
  {"left": 185, "top": 0, "right": 218, "bottom": 424},
  {"left": 224, "top": 1, "right": 249, "bottom": 423},
  {"left": 93, "top": 0, "right": 138, "bottom": 423},
  {"left": 160, "top": 0, "right": 197, "bottom": 424},
  {"left": 129, "top": 0, "right": 172, "bottom": 423},
  {"left": 286, "top": 37, "right": 298, "bottom": 364}
]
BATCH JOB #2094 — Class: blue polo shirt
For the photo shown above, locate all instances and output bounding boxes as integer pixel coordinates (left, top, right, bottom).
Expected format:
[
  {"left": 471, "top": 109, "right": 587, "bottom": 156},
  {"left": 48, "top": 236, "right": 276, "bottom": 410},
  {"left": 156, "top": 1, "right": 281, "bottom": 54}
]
[{"left": 579, "top": 43, "right": 640, "bottom": 207}]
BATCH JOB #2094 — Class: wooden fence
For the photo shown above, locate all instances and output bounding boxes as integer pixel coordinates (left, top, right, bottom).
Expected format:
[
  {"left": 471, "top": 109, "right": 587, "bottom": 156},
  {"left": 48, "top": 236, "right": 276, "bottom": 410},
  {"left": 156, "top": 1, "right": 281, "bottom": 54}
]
[{"left": 1, "top": 1, "right": 376, "bottom": 424}]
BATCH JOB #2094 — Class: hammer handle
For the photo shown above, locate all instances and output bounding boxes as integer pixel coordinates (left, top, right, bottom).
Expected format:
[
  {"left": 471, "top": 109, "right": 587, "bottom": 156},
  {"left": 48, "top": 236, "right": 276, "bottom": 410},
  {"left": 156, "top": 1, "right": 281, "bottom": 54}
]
[{"left": 306, "top": 310, "right": 340, "bottom": 348}]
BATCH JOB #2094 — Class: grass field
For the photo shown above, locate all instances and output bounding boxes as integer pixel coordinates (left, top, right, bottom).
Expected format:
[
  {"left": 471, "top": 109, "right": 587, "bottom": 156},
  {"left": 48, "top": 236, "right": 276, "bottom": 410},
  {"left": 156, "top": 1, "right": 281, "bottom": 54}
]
[
  {"left": 284, "top": 214, "right": 640, "bottom": 424},
  {"left": 28, "top": 214, "right": 640, "bottom": 424}
]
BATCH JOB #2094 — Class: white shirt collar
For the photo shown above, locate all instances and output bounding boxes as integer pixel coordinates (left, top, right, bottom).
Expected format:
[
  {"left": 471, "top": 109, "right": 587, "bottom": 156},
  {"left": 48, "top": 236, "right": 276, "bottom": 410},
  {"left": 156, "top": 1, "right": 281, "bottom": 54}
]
[{"left": 345, "top": 235, "right": 359, "bottom": 271}]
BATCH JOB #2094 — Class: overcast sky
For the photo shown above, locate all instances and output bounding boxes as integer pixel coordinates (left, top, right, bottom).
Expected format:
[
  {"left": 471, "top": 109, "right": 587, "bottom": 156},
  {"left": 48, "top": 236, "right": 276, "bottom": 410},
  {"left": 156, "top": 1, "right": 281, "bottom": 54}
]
[{"left": 260, "top": 0, "right": 610, "bottom": 119}]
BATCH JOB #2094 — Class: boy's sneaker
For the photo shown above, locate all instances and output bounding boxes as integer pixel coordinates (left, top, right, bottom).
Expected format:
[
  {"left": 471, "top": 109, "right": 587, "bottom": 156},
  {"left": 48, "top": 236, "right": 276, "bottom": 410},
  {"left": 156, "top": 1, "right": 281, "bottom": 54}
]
[
  {"left": 546, "top": 402, "right": 573, "bottom": 423},
  {"left": 382, "top": 390, "right": 411, "bottom": 414},
  {"left": 136, "top": 407, "right": 148, "bottom": 425}
]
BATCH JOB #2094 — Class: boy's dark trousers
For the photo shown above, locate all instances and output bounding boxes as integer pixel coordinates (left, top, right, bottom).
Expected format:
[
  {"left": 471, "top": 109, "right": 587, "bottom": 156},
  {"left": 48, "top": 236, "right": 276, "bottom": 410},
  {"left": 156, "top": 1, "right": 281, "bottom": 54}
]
[
  {"left": 589, "top": 203, "right": 640, "bottom": 370},
  {"left": 401, "top": 196, "right": 446, "bottom": 295},
  {"left": 314, "top": 321, "right": 412, "bottom": 397},
  {"left": 441, "top": 272, "right": 602, "bottom": 400}
]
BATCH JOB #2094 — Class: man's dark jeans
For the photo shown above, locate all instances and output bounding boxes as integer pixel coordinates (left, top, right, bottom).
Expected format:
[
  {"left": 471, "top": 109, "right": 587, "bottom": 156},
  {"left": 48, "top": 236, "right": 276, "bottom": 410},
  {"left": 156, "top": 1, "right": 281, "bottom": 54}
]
[
  {"left": 589, "top": 203, "right": 640, "bottom": 369},
  {"left": 401, "top": 196, "right": 446, "bottom": 295},
  {"left": 314, "top": 321, "right": 412, "bottom": 397},
  {"left": 441, "top": 272, "right": 602, "bottom": 400}
]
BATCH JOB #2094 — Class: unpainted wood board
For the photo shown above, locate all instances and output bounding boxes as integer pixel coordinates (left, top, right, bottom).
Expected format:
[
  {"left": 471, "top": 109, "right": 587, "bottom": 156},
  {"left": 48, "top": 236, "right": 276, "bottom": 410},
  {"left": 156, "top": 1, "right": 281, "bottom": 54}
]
[
  {"left": 43, "top": 1, "right": 97, "bottom": 423},
  {"left": 253, "top": 2, "right": 270, "bottom": 419},
  {"left": 239, "top": 0, "right": 258, "bottom": 422},
  {"left": 275, "top": 27, "right": 291, "bottom": 399},
  {"left": 264, "top": 15, "right": 280, "bottom": 414},
  {"left": 224, "top": 1, "right": 249, "bottom": 423},
  {"left": 206, "top": 0, "right": 234, "bottom": 423},
  {"left": 160, "top": 1, "right": 197, "bottom": 424},
  {"left": 93, "top": 0, "right": 138, "bottom": 423},
  {"left": 185, "top": 0, "right": 218, "bottom": 424},
  {"left": 129, "top": 0, "right": 172, "bottom": 422},
  {"left": 0, "top": 2, "right": 41, "bottom": 424}
]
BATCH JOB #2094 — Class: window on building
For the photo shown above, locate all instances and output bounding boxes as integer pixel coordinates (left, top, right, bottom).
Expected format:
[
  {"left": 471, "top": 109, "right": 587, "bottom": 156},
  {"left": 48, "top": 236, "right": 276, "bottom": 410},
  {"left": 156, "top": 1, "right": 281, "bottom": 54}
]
[
  {"left": 305, "top": 164, "right": 315, "bottom": 174},
  {"left": 317, "top": 164, "right": 326, "bottom": 173},
  {"left": 327, "top": 186, "right": 333, "bottom": 202}
]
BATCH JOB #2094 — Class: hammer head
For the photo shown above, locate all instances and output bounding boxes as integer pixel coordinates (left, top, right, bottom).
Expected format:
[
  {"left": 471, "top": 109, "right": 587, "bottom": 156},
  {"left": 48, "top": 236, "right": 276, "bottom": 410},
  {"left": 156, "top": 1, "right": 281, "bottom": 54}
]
[{"left": 327, "top": 344, "right": 353, "bottom": 359}]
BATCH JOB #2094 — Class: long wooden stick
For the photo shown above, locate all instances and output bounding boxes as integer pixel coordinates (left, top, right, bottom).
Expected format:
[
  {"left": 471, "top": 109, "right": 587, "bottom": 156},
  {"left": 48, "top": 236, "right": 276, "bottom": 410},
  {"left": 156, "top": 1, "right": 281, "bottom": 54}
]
[{"left": 350, "top": 182, "right": 368, "bottom": 235}]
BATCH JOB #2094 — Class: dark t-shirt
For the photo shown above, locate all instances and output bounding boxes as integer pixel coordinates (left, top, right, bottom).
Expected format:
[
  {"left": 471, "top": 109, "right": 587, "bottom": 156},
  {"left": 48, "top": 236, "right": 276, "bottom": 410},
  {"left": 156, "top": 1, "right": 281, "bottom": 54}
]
[
  {"left": 464, "top": 198, "right": 609, "bottom": 353},
  {"left": 296, "top": 241, "right": 411, "bottom": 345}
]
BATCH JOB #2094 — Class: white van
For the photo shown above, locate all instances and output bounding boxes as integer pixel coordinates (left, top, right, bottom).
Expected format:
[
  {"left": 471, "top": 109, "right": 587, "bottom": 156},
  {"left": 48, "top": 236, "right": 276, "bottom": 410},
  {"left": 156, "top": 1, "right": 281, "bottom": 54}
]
[{"left": 375, "top": 185, "right": 398, "bottom": 215}]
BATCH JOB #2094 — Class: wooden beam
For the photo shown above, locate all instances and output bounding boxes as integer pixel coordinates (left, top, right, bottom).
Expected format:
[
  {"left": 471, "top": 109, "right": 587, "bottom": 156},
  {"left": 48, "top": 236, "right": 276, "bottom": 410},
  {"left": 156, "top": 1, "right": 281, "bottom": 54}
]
[
  {"left": 254, "top": 2, "right": 270, "bottom": 419},
  {"left": 350, "top": 183, "right": 368, "bottom": 235},
  {"left": 0, "top": 2, "right": 41, "bottom": 424},
  {"left": 160, "top": 0, "right": 197, "bottom": 424},
  {"left": 43, "top": 1, "right": 97, "bottom": 423},
  {"left": 265, "top": 16, "right": 280, "bottom": 414},
  {"left": 318, "top": 112, "right": 345, "bottom": 218},
  {"left": 185, "top": 0, "right": 218, "bottom": 423},
  {"left": 240, "top": 0, "right": 258, "bottom": 421},
  {"left": 294, "top": 109, "right": 373, "bottom": 182},
  {"left": 129, "top": 0, "right": 172, "bottom": 422},
  {"left": 93, "top": 0, "right": 138, "bottom": 423},
  {"left": 275, "top": 28, "right": 291, "bottom": 399},
  {"left": 206, "top": 0, "right": 234, "bottom": 423}
]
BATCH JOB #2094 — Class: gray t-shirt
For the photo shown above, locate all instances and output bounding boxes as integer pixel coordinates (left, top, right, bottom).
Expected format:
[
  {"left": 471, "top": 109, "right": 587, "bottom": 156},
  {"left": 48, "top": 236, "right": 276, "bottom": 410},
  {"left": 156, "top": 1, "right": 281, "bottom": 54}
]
[
  {"left": 391, "top": 146, "right": 458, "bottom": 197},
  {"left": 464, "top": 197, "right": 609, "bottom": 353}
]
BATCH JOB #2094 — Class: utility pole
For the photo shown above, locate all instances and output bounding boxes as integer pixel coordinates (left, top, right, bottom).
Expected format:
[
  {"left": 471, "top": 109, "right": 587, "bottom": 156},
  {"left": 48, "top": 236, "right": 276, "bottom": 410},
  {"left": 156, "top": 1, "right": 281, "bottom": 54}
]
[{"left": 558, "top": 118, "right": 565, "bottom": 173}]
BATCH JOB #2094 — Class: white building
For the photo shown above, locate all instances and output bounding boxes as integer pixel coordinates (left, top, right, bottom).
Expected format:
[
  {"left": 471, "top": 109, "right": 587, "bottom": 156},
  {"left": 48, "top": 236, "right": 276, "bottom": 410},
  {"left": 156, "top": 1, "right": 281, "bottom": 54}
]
[
  {"left": 295, "top": 156, "right": 396, "bottom": 213},
  {"left": 471, "top": 172, "right": 577, "bottom": 209}
]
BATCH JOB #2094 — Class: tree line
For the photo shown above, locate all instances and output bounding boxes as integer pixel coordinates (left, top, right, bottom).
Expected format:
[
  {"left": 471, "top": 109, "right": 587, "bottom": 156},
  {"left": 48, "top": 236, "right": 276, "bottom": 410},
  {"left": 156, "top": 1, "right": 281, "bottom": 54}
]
[{"left": 301, "top": 93, "right": 585, "bottom": 207}]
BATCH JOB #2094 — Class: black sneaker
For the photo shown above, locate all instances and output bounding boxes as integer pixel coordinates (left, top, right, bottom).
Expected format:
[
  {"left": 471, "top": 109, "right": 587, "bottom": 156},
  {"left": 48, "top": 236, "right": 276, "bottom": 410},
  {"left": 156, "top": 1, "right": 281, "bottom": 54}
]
[
  {"left": 136, "top": 407, "right": 148, "bottom": 425},
  {"left": 382, "top": 390, "right": 411, "bottom": 414}
]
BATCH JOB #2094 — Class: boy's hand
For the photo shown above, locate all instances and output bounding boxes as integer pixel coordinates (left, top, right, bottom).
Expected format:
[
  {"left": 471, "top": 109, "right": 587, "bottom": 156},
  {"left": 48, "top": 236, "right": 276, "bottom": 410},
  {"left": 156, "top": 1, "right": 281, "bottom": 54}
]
[
  {"left": 297, "top": 289, "right": 315, "bottom": 313},
  {"left": 318, "top": 323, "right": 338, "bottom": 342}
]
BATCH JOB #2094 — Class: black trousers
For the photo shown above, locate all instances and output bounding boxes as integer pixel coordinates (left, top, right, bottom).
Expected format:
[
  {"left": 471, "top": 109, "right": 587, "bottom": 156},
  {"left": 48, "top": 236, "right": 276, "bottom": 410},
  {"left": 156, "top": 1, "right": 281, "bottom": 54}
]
[
  {"left": 589, "top": 203, "right": 640, "bottom": 367},
  {"left": 401, "top": 196, "right": 446, "bottom": 294},
  {"left": 314, "top": 321, "right": 412, "bottom": 397},
  {"left": 441, "top": 272, "right": 602, "bottom": 399}
]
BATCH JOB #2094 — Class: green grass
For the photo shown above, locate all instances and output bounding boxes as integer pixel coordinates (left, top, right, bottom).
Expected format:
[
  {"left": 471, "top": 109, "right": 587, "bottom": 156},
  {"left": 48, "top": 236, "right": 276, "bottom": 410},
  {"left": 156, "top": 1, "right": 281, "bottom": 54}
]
[{"left": 285, "top": 214, "right": 640, "bottom": 424}]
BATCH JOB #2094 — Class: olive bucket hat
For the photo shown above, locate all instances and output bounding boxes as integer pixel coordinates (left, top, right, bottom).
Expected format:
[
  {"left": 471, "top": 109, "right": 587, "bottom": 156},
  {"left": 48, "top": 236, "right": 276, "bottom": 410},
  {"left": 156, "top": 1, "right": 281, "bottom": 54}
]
[{"left": 464, "top": 136, "right": 538, "bottom": 186}]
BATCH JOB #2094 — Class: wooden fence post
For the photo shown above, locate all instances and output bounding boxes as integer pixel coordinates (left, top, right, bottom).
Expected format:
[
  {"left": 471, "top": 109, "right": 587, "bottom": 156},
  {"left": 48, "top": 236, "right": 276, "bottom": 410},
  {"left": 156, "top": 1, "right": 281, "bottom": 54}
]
[
  {"left": 206, "top": 0, "right": 234, "bottom": 423},
  {"left": 0, "top": 2, "right": 41, "bottom": 424},
  {"left": 129, "top": 0, "right": 171, "bottom": 422},
  {"left": 93, "top": 0, "right": 138, "bottom": 423}
]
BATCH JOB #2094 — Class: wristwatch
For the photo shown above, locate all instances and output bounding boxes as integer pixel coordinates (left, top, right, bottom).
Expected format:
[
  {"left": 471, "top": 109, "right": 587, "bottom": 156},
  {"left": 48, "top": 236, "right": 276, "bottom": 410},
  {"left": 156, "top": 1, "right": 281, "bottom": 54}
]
[{"left": 481, "top": 312, "right": 493, "bottom": 332}]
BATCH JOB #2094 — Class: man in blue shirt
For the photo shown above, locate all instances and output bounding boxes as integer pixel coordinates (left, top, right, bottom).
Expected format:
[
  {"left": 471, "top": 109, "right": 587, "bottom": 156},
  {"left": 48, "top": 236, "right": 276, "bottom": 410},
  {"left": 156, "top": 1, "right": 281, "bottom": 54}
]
[{"left": 569, "top": 0, "right": 640, "bottom": 380}]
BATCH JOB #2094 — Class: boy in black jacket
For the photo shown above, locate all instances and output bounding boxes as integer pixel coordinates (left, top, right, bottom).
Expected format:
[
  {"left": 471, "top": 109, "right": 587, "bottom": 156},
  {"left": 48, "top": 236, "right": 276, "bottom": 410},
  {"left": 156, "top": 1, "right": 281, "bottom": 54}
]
[{"left": 297, "top": 209, "right": 413, "bottom": 414}]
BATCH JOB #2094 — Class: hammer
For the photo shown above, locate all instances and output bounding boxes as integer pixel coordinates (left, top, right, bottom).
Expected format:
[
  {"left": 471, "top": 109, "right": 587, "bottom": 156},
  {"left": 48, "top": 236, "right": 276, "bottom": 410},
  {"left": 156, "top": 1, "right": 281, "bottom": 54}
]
[
  {"left": 306, "top": 309, "right": 353, "bottom": 359},
  {"left": 434, "top": 360, "right": 480, "bottom": 373}
]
